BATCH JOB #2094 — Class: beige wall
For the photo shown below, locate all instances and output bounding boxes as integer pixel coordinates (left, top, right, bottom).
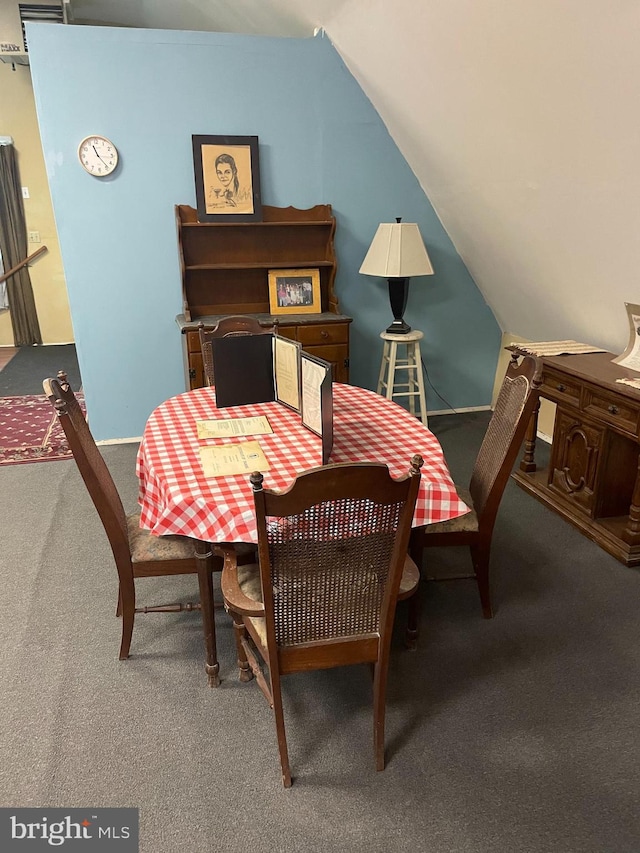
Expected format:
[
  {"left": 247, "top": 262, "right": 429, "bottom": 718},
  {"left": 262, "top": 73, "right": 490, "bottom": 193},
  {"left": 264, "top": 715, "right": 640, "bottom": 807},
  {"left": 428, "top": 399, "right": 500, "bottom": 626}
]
[
  {"left": 0, "top": 62, "right": 72, "bottom": 345},
  {"left": 329, "top": 2, "right": 640, "bottom": 357},
  {"left": 493, "top": 332, "right": 555, "bottom": 442}
]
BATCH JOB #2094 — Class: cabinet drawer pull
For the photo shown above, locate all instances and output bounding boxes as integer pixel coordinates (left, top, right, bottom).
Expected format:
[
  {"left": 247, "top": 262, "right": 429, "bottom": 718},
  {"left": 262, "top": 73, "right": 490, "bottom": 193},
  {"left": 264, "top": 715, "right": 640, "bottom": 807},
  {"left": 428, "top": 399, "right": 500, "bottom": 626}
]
[
  {"left": 608, "top": 404, "right": 619, "bottom": 415},
  {"left": 557, "top": 384, "right": 566, "bottom": 392},
  {"left": 320, "top": 330, "right": 330, "bottom": 339}
]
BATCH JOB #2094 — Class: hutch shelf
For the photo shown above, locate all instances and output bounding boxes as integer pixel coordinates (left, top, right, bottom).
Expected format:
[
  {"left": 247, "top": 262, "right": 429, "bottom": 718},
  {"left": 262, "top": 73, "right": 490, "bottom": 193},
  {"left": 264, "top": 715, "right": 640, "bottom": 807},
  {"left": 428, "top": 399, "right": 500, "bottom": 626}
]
[{"left": 175, "top": 203, "right": 352, "bottom": 389}]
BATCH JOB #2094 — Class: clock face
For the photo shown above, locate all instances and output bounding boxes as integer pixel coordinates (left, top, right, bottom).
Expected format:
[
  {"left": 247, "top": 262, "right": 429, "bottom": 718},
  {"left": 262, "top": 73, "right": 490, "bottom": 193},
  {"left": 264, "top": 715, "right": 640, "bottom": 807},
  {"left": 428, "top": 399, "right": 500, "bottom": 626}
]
[{"left": 78, "top": 135, "right": 118, "bottom": 176}]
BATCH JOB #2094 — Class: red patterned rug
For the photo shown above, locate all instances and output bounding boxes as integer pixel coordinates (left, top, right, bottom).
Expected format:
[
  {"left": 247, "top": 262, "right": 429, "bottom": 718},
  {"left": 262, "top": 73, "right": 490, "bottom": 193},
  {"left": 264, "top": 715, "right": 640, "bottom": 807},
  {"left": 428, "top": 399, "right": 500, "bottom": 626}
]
[{"left": 0, "top": 394, "right": 85, "bottom": 465}]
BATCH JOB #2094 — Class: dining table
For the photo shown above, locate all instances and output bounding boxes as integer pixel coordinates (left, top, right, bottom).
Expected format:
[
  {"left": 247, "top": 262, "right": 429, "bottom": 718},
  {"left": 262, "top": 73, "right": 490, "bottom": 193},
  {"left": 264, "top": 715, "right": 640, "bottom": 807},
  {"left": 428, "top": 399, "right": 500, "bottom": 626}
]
[
  {"left": 136, "top": 382, "right": 469, "bottom": 684},
  {"left": 137, "top": 382, "right": 469, "bottom": 543}
]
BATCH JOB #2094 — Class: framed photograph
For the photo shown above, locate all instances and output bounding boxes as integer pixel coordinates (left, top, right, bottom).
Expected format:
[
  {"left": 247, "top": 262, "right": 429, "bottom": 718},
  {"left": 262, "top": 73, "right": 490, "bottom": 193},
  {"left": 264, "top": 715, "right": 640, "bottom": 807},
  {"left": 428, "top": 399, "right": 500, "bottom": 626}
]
[
  {"left": 268, "top": 268, "right": 321, "bottom": 315},
  {"left": 192, "top": 134, "right": 262, "bottom": 223}
]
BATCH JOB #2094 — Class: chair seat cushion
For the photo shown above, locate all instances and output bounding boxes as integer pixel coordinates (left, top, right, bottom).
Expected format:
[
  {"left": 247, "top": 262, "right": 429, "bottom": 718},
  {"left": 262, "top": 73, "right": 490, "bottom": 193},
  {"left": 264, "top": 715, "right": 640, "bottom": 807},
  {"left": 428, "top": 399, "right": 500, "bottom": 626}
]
[
  {"left": 126, "top": 513, "right": 197, "bottom": 563},
  {"left": 237, "top": 562, "right": 263, "bottom": 602},
  {"left": 423, "top": 487, "right": 478, "bottom": 535}
]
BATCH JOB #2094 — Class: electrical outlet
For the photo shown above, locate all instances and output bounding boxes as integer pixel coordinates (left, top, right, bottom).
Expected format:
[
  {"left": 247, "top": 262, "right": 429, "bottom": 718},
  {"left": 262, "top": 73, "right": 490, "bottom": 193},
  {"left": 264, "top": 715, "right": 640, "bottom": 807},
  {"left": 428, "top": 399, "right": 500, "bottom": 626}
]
[
  {"left": 21, "top": 186, "right": 29, "bottom": 198},
  {"left": 28, "top": 231, "right": 41, "bottom": 243}
]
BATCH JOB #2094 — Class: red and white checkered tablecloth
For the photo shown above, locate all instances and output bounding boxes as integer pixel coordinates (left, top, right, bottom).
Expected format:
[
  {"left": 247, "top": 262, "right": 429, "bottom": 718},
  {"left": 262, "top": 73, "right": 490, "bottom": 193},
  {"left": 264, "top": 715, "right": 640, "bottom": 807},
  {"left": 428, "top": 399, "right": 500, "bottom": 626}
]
[{"left": 136, "top": 383, "right": 469, "bottom": 544}]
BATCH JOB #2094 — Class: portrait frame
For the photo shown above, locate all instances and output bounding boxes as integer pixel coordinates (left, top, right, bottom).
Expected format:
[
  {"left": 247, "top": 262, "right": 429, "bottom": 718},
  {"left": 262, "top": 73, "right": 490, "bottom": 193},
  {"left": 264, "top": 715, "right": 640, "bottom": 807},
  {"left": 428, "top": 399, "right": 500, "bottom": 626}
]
[
  {"left": 268, "top": 268, "right": 322, "bottom": 315},
  {"left": 192, "top": 134, "right": 262, "bottom": 223}
]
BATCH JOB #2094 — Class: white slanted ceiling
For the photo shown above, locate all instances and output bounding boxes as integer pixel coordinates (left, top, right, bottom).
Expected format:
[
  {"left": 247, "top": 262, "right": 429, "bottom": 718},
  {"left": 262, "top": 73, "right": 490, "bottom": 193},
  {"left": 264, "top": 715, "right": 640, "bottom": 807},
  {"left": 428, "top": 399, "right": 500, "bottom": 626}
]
[{"left": 68, "top": 0, "right": 640, "bottom": 354}]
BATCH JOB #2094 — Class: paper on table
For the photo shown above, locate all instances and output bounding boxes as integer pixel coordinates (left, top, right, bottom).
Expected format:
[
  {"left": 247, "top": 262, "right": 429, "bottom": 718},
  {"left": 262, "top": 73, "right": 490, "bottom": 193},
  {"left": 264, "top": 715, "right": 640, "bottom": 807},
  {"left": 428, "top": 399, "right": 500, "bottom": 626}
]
[
  {"left": 509, "top": 340, "right": 606, "bottom": 357},
  {"left": 200, "top": 440, "right": 270, "bottom": 477},
  {"left": 196, "top": 415, "right": 273, "bottom": 439},
  {"left": 616, "top": 378, "right": 640, "bottom": 390}
]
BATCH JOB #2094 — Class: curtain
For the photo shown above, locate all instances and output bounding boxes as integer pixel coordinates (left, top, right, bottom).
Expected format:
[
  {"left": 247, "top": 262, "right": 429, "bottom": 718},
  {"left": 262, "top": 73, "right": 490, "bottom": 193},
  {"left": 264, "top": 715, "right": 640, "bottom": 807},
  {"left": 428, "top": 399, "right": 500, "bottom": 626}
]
[
  {"left": 0, "top": 248, "right": 7, "bottom": 310},
  {"left": 0, "top": 143, "right": 42, "bottom": 345}
]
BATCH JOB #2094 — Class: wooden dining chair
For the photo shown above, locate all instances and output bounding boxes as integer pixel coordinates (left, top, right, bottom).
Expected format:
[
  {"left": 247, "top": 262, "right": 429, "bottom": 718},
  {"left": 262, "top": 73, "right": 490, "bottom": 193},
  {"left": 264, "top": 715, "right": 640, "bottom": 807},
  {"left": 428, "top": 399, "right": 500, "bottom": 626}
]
[
  {"left": 44, "top": 371, "right": 224, "bottom": 684},
  {"left": 410, "top": 354, "right": 543, "bottom": 618},
  {"left": 216, "top": 455, "right": 423, "bottom": 787},
  {"left": 198, "top": 316, "right": 276, "bottom": 387}
]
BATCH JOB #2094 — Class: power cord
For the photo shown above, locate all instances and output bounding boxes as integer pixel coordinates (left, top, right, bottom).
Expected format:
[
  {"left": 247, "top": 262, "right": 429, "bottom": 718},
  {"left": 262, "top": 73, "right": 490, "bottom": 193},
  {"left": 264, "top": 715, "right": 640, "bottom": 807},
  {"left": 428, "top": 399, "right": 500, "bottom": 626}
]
[{"left": 421, "top": 355, "right": 459, "bottom": 415}]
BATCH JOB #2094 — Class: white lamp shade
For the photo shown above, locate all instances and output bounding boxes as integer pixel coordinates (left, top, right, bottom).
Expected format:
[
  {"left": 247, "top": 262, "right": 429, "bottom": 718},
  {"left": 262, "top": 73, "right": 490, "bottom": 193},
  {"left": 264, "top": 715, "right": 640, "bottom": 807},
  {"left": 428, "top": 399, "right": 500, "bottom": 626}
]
[{"left": 359, "top": 221, "right": 434, "bottom": 278}]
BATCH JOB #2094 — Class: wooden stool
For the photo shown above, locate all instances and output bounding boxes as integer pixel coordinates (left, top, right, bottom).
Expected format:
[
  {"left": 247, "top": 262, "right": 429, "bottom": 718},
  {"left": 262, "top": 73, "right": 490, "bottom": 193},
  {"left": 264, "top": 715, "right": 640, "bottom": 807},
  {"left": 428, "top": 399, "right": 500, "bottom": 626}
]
[{"left": 376, "top": 330, "right": 428, "bottom": 425}]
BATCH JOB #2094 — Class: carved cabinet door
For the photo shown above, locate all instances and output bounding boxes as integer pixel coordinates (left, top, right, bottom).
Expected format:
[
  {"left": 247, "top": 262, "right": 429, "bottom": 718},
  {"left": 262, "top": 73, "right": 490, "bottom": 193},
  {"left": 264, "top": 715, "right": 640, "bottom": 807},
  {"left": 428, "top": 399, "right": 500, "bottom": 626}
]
[{"left": 548, "top": 409, "right": 603, "bottom": 516}]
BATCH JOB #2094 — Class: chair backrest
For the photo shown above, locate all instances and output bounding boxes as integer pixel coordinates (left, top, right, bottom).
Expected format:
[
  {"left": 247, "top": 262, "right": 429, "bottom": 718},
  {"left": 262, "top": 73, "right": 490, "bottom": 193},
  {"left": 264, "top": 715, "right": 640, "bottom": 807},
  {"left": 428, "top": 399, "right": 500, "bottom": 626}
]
[
  {"left": 469, "top": 354, "right": 542, "bottom": 528},
  {"left": 43, "top": 373, "right": 130, "bottom": 564},
  {"left": 252, "top": 456, "right": 423, "bottom": 659},
  {"left": 198, "top": 317, "right": 276, "bottom": 386}
]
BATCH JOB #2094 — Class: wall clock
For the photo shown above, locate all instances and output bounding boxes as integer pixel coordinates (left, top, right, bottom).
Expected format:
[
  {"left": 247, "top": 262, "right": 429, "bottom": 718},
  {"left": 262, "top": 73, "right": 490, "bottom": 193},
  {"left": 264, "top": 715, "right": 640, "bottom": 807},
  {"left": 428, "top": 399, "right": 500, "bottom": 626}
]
[{"left": 78, "top": 135, "right": 119, "bottom": 176}]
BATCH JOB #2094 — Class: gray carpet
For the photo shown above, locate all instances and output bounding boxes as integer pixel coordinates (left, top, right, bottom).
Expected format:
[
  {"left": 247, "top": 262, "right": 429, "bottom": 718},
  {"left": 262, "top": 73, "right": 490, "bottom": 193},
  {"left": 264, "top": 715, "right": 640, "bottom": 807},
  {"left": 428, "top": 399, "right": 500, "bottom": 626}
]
[
  {"left": 0, "top": 344, "right": 81, "bottom": 396},
  {"left": 1, "top": 411, "right": 639, "bottom": 852}
]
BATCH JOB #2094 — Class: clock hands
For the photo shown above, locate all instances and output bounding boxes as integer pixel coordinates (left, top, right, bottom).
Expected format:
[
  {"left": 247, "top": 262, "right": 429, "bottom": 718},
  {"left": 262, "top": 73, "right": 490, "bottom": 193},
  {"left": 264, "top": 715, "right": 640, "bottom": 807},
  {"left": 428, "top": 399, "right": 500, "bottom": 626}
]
[{"left": 92, "top": 144, "right": 110, "bottom": 168}]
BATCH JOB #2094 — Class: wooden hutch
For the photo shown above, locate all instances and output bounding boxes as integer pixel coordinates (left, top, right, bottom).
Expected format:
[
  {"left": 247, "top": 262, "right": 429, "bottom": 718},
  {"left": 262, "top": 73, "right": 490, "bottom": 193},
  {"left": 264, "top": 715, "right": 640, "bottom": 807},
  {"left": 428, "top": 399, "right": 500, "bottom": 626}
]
[{"left": 175, "top": 203, "right": 352, "bottom": 389}]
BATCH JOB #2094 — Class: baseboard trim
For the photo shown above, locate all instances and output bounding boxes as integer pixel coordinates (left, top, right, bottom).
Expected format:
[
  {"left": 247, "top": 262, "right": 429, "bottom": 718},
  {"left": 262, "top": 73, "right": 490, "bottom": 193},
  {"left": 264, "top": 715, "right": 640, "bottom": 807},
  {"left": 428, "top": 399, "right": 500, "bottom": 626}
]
[
  {"left": 428, "top": 405, "right": 493, "bottom": 417},
  {"left": 96, "top": 436, "right": 142, "bottom": 446}
]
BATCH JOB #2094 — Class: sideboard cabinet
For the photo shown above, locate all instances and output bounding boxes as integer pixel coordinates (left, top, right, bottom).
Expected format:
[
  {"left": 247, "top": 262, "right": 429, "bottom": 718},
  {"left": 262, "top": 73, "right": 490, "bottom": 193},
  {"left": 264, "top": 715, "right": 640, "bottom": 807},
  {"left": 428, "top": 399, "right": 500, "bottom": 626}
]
[
  {"left": 175, "top": 203, "right": 352, "bottom": 389},
  {"left": 510, "top": 349, "right": 640, "bottom": 566}
]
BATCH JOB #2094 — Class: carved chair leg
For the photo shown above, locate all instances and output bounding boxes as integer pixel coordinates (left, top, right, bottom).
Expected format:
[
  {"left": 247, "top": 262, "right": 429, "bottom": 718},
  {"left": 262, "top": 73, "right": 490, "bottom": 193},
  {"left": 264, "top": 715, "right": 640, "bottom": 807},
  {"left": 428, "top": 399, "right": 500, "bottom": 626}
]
[
  {"left": 405, "top": 589, "right": 420, "bottom": 650},
  {"left": 270, "top": 667, "right": 292, "bottom": 788},
  {"left": 196, "top": 544, "right": 219, "bottom": 687},
  {"left": 372, "top": 656, "right": 389, "bottom": 772},
  {"left": 471, "top": 543, "right": 493, "bottom": 619},
  {"left": 115, "top": 585, "right": 122, "bottom": 618},
  {"left": 118, "top": 578, "right": 136, "bottom": 660},
  {"left": 230, "top": 612, "right": 253, "bottom": 682}
]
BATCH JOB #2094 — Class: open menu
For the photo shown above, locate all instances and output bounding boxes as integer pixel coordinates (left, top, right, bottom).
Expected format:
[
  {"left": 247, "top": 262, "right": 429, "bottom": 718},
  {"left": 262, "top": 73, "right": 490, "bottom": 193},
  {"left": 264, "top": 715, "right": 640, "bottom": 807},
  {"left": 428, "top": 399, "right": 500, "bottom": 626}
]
[
  {"left": 207, "top": 330, "right": 333, "bottom": 464},
  {"left": 211, "top": 333, "right": 302, "bottom": 411},
  {"left": 300, "top": 352, "right": 333, "bottom": 464}
]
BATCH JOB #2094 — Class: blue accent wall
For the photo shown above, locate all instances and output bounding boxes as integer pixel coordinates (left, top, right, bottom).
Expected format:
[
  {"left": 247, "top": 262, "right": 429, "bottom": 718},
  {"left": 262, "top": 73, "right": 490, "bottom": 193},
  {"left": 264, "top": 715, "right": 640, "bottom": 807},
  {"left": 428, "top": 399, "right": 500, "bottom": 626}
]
[{"left": 27, "top": 24, "right": 501, "bottom": 440}]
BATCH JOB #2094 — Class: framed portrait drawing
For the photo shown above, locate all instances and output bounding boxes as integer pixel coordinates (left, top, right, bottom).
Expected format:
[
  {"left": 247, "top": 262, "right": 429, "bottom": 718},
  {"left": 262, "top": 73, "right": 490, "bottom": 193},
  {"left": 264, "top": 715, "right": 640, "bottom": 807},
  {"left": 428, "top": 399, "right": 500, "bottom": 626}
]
[
  {"left": 192, "top": 135, "right": 262, "bottom": 222},
  {"left": 268, "top": 268, "right": 321, "bottom": 315}
]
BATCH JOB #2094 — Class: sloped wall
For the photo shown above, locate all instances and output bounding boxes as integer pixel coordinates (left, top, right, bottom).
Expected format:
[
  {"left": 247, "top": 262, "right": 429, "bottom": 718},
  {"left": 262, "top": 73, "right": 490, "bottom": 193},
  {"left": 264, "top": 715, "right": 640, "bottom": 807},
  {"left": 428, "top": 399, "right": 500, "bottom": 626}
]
[
  {"left": 27, "top": 24, "right": 500, "bottom": 440},
  {"left": 324, "top": 0, "right": 640, "bottom": 355}
]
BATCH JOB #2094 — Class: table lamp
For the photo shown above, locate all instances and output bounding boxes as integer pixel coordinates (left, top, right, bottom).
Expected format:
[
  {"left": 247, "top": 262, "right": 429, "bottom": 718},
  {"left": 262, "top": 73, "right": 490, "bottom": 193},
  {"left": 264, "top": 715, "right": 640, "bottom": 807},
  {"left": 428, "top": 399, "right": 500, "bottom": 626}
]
[{"left": 359, "top": 218, "right": 434, "bottom": 334}]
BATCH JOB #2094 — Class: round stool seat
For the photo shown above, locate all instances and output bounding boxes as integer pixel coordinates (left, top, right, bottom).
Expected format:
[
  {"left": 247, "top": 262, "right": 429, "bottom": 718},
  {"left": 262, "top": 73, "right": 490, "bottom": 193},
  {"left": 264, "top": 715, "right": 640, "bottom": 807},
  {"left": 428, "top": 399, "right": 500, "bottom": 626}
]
[
  {"left": 379, "top": 330, "right": 424, "bottom": 343},
  {"left": 377, "top": 329, "right": 428, "bottom": 425}
]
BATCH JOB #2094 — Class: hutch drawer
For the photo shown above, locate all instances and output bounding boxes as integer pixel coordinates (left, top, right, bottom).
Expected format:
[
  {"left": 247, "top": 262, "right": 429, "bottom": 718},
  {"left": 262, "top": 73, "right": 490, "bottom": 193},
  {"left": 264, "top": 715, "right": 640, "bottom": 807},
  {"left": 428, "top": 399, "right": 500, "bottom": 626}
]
[{"left": 296, "top": 323, "right": 349, "bottom": 346}]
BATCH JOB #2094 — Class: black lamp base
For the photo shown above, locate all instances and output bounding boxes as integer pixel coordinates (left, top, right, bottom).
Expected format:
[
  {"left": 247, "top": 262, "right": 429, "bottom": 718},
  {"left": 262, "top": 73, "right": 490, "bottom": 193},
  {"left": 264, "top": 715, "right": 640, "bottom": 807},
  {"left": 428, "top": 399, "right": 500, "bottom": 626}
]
[
  {"left": 386, "top": 277, "right": 411, "bottom": 334},
  {"left": 385, "top": 318, "right": 412, "bottom": 335}
]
